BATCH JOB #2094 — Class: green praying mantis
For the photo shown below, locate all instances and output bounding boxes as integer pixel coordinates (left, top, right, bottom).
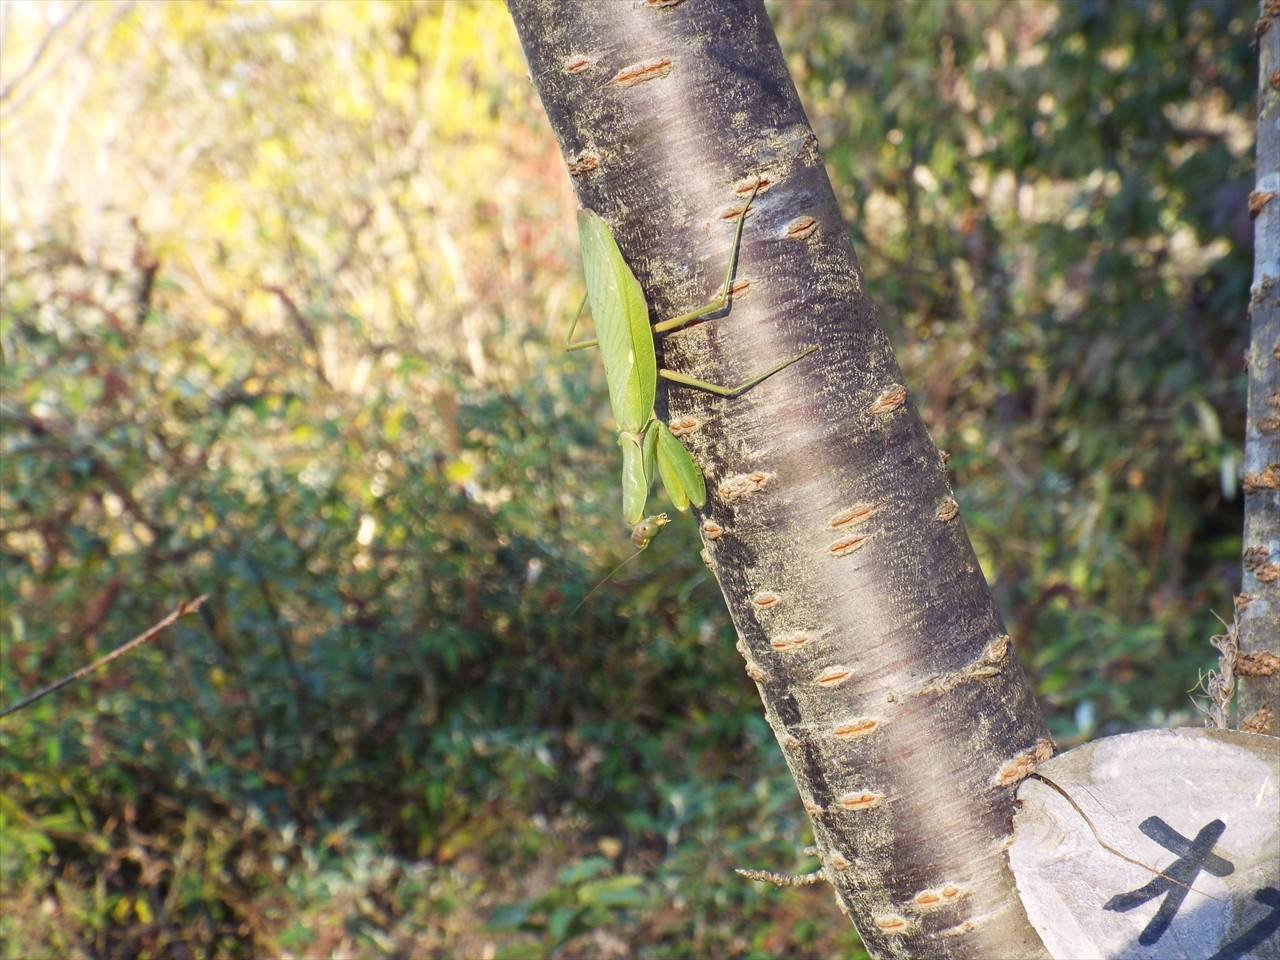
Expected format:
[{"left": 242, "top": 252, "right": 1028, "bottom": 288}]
[{"left": 566, "top": 182, "right": 816, "bottom": 559}]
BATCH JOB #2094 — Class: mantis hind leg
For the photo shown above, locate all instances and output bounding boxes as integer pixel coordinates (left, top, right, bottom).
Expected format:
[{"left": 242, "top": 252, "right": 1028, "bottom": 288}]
[
  {"left": 652, "top": 180, "right": 762, "bottom": 336},
  {"left": 659, "top": 346, "right": 816, "bottom": 398}
]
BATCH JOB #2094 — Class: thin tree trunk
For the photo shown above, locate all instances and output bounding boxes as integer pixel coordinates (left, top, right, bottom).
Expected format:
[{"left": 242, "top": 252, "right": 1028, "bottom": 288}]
[
  {"left": 507, "top": 3, "right": 1051, "bottom": 956},
  {"left": 1241, "top": 0, "right": 1280, "bottom": 737}
]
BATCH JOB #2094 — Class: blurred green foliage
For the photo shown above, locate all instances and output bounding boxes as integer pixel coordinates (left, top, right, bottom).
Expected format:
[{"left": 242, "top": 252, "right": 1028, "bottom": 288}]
[{"left": 0, "top": 1, "right": 1254, "bottom": 956}]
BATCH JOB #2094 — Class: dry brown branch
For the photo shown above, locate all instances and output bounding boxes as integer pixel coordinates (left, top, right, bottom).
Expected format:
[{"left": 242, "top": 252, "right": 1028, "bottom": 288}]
[{"left": 0, "top": 596, "right": 208, "bottom": 720}]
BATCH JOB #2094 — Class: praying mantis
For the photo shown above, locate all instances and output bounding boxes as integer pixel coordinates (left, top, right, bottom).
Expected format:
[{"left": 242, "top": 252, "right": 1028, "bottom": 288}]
[{"left": 566, "top": 182, "right": 816, "bottom": 553}]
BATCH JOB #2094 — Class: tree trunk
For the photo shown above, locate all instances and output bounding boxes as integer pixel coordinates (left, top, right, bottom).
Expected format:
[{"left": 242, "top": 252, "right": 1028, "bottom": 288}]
[
  {"left": 1240, "top": 0, "right": 1280, "bottom": 737},
  {"left": 507, "top": 3, "right": 1051, "bottom": 956}
]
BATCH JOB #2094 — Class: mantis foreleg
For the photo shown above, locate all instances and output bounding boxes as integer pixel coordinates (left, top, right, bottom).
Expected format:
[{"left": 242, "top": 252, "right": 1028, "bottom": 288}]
[{"left": 659, "top": 346, "right": 817, "bottom": 398}]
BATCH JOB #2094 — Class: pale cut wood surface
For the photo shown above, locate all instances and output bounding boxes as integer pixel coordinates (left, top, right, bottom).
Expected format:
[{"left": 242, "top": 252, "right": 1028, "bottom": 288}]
[{"left": 1010, "top": 728, "right": 1279, "bottom": 959}]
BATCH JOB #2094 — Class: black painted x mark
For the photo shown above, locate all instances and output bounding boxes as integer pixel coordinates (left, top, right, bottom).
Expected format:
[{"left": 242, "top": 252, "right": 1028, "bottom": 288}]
[{"left": 1103, "top": 816, "right": 1233, "bottom": 947}]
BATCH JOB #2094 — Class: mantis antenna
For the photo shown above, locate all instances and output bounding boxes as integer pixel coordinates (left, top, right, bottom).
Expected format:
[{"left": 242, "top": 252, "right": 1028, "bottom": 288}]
[
  {"left": 568, "top": 548, "right": 646, "bottom": 617},
  {"left": 570, "top": 513, "right": 670, "bottom": 615}
]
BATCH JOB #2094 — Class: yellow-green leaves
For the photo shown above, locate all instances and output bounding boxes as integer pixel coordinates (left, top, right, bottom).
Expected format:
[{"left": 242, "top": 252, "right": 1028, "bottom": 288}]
[
  {"left": 577, "top": 209, "right": 655, "bottom": 436},
  {"left": 655, "top": 422, "right": 705, "bottom": 513}
]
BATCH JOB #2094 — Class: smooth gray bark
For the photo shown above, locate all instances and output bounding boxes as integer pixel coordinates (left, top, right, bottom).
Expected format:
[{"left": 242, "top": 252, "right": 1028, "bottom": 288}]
[
  {"left": 507, "top": 2, "right": 1051, "bottom": 956},
  {"left": 1241, "top": 0, "right": 1280, "bottom": 736}
]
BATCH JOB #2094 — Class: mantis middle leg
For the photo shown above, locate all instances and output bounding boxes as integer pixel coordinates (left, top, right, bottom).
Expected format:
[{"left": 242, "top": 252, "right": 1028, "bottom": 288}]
[{"left": 564, "top": 293, "right": 598, "bottom": 351}]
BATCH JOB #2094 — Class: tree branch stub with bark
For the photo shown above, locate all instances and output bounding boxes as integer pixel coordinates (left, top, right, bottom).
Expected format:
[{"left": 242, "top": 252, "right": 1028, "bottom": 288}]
[{"left": 1240, "top": 0, "right": 1280, "bottom": 736}]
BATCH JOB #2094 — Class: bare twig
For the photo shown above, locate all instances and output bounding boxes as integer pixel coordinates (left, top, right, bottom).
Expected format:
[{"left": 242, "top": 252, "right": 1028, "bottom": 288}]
[
  {"left": 735, "top": 867, "right": 826, "bottom": 888},
  {"left": 735, "top": 845, "right": 826, "bottom": 888},
  {"left": 0, "top": 0, "right": 131, "bottom": 123},
  {"left": 260, "top": 284, "right": 331, "bottom": 387},
  {"left": 0, "top": 596, "right": 207, "bottom": 720},
  {"left": 0, "top": 0, "right": 88, "bottom": 105}
]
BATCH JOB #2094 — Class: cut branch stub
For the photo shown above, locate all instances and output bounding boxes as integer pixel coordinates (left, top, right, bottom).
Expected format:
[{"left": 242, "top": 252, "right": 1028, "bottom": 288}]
[{"left": 1009, "top": 728, "right": 1280, "bottom": 960}]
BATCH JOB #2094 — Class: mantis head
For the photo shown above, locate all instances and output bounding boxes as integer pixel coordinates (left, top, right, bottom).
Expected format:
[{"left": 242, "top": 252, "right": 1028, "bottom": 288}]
[{"left": 631, "top": 513, "right": 670, "bottom": 550}]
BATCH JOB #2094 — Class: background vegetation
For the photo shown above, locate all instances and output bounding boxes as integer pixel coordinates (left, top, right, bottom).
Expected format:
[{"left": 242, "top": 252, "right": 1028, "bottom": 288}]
[{"left": 0, "top": 1, "right": 1257, "bottom": 956}]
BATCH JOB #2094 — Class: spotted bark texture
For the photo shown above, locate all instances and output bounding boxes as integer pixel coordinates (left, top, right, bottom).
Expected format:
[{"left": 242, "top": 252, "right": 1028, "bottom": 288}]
[
  {"left": 507, "top": 2, "right": 1050, "bottom": 957},
  {"left": 1242, "top": 0, "right": 1280, "bottom": 736}
]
